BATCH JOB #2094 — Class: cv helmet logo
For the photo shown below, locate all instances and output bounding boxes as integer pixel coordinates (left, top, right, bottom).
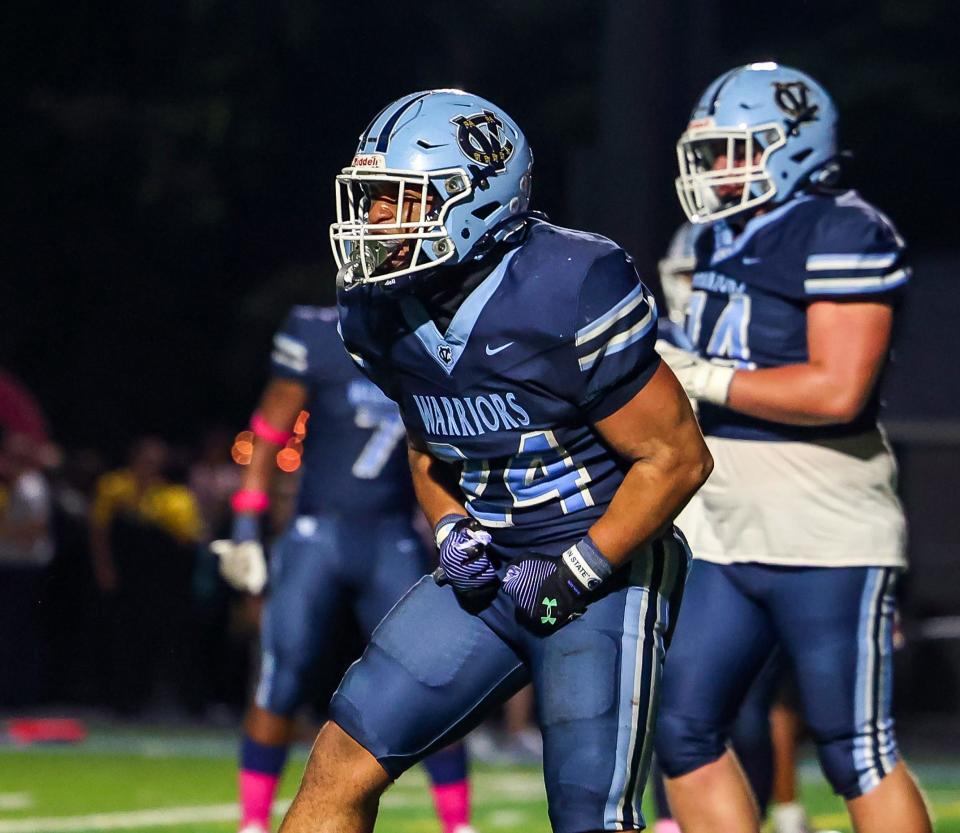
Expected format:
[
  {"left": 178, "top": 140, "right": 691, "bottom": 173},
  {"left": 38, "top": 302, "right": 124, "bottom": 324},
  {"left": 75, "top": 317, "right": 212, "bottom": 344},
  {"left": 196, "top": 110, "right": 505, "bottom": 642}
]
[
  {"left": 437, "top": 344, "right": 453, "bottom": 364},
  {"left": 772, "top": 81, "right": 820, "bottom": 136},
  {"left": 451, "top": 110, "right": 515, "bottom": 172}
]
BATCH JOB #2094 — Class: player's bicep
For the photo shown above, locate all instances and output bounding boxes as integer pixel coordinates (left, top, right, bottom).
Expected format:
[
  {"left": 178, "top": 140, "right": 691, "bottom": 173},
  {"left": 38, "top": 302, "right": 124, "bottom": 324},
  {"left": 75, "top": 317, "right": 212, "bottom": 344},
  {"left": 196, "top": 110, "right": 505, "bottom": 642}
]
[
  {"left": 594, "top": 361, "right": 705, "bottom": 467},
  {"left": 806, "top": 300, "right": 893, "bottom": 410}
]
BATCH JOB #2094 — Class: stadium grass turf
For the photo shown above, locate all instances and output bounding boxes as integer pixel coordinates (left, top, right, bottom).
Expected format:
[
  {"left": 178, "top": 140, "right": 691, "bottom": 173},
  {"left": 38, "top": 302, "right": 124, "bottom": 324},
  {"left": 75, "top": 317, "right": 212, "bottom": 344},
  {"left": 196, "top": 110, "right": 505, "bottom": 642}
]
[{"left": 0, "top": 737, "right": 957, "bottom": 832}]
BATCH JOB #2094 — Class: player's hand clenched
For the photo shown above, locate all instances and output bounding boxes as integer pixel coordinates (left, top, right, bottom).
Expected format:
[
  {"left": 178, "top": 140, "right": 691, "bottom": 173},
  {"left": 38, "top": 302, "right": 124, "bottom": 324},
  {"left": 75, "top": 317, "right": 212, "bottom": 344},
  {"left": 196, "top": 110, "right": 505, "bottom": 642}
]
[
  {"left": 502, "top": 537, "right": 613, "bottom": 636},
  {"left": 434, "top": 514, "right": 498, "bottom": 601}
]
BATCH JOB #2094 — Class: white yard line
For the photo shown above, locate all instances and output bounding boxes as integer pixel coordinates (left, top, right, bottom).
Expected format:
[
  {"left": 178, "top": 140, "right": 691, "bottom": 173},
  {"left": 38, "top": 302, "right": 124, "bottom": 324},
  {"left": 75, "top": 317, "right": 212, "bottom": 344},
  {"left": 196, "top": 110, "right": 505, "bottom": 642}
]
[
  {"left": 0, "top": 801, "right": 291, "bottom": 833},
  {"left": 0, "top": 772, "right": 546, "bottom": 833}
]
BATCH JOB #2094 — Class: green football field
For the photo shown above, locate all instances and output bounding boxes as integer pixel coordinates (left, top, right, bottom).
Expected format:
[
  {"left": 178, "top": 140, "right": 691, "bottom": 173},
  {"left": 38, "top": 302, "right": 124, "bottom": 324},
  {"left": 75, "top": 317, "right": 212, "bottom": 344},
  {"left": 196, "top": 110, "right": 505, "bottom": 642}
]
[{"left": 1, "top": 728, "right": 957, "bottom": 832}]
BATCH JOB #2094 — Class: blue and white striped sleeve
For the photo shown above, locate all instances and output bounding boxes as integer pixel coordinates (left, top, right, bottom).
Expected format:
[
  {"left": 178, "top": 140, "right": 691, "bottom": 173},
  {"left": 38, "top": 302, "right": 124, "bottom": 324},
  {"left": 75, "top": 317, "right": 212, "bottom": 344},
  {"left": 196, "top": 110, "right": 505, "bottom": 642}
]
[
  {"left": 574, "top": 249, "right": 660, "bottom": 420},
  {"left": 270, "top": 309, "right": 311, "bottom": 381},
  {"left": 803, "top": 202, "right": 910, "bottom": 300}
]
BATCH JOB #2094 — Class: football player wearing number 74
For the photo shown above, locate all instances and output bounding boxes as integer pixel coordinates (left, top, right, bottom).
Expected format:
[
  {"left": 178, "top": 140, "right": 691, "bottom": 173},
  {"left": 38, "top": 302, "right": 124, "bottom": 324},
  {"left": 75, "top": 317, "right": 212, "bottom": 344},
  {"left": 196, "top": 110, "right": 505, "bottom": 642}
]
[
  {"left": 653, "top": 62, "right": 933, "bottom": 833},
  {"left": 277, "top": 89, "right": 712, "bottom": 833}
]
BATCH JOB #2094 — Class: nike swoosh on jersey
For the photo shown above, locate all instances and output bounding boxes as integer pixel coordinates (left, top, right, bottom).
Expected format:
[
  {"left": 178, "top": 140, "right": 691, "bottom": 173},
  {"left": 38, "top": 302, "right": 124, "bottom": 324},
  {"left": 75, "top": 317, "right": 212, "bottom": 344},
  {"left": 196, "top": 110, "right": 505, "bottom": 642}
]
[
  {"left": 742, "top": 256, "right": 762, "bottom": 265},
  {"left": 485, "top": 341, "right": 515, "bottom": 356}
]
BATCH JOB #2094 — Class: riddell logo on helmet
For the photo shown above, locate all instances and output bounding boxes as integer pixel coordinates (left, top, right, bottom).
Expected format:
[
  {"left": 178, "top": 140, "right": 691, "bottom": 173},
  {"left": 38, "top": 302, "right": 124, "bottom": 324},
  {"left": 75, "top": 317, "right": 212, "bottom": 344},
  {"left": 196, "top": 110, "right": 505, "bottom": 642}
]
[
  {"left": 351, "top": 154, "right": 385, "bottom": 168},
  {"left": 688, "top": 118, "right": 715, "bottom": 130}
]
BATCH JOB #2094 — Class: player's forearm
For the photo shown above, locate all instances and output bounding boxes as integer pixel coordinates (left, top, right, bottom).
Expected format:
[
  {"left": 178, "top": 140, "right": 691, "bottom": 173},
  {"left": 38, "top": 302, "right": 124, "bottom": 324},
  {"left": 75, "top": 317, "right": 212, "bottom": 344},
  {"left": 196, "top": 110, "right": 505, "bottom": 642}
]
[
  {"left": 240, "top": 379, "right": 309, "bottom": 494},
  {"left": 407, "top": 445, "right": 466, "bottom": 529},
  {"left": 726, "top": 362, "right": 878, "bottom": 426},
  {"left": 589, "top": 441, "right": 712, "bottom": 566},
  {"left": 242, "top": 439, "right": 280, "bottom": 494}
]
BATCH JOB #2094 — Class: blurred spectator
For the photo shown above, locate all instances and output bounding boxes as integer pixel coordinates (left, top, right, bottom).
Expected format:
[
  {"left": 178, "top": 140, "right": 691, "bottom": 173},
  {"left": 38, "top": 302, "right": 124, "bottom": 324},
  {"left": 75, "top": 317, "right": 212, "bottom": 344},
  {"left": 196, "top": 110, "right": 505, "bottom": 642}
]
[
  {"left": 0, "top": 369, "right": 60, "bottom": 469},
  {"left": 89, "top": 436, "right": 203, "bottom": 714},
  {"left": 186, "top": 428, "right": 249, "bottom": 719},
  {"left": 0, "top": 431, "right": 55, "bottom": 706},
  {"left": 43, "top": 448, "right": 106, "bottom": 703},
  {"left": 190, "top": 426, "right": 243, "bottom": 541}
]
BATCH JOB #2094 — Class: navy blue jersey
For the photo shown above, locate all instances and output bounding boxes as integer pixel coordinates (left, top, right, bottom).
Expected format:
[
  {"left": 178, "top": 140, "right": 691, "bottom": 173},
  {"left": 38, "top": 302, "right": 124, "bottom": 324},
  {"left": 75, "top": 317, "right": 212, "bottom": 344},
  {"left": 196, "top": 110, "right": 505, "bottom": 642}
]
[
  {"left": 684, "top": 190, "right": 909, "bottom": 441},
  {"left": 338, "top": 220, "right": 661, "bottom": 560},
  {"left": 270, "top": 306, "right": 414, "bottom": 517}
]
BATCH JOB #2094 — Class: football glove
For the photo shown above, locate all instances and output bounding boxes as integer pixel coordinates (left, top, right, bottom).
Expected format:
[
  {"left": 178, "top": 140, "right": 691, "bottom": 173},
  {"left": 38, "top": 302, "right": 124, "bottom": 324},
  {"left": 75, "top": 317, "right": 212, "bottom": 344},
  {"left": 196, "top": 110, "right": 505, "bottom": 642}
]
[
  {"left": 210, "top": 514, "right": 268, "bottom": 595},
  {"left": 434, "top": 514, "right": 497, "bottom": 601},
  {"left": 655, "top": 339, "right": 736, "bottom": 406},
  {"left": 502, "top": 537, "right": 613, "bottom": 636}
]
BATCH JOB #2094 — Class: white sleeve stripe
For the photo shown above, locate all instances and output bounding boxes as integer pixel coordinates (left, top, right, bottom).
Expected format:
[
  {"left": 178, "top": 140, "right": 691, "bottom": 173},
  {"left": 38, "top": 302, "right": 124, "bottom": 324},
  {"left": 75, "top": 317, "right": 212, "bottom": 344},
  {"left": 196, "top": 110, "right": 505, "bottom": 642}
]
[
  {"left": 271, "top": 350, "right": 308, "bottom": 373},
  {"left": 578, "top": 307, "right": 655, "bottom": 371},
  {"left": 272, "top": 334, "right": 308, "bottom": 357},
  {"left": 575, "top": 284, "right": 647, "bottom": 346},
  {"left": 804, "top": 268, "right": 910, "bottom": 294},
  {"left": 805, "top": 253, "right": 899, "bottom": 271}
]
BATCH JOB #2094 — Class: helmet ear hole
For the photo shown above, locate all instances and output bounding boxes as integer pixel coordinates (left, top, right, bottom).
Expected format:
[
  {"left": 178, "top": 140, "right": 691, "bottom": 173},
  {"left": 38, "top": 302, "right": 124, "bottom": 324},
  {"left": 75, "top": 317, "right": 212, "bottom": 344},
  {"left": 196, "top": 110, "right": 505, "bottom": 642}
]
[
  {"left": 461, "top": 229, "right": 470, "bottom": 239},
  {"left": 470, "top": 202, "right": 499, "bottom": 221}
]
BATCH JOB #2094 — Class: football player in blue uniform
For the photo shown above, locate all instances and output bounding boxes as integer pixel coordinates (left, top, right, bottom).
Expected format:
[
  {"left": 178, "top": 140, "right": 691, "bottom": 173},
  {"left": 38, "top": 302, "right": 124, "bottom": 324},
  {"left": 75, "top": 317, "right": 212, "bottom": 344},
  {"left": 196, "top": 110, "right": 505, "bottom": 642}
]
[
  {"left": 652, "top": 63, "right": 932, "bottom": 833},
  {"left": 211, "top": 306, "right": 476, "bottom": 833},
  {"left": 652, "top": 223, "right": 782, "bottom": 833},
  {"left": 277, "top": 90, "right": 713, "bottom": 833}
]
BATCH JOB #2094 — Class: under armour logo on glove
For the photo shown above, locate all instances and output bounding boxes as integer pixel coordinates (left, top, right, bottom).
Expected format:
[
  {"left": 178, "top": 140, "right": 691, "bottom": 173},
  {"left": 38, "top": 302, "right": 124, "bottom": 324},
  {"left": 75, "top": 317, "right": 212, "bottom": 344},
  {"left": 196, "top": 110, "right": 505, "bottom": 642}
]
[
  {"left": 502, "top": 539, "right": 614, "bottom": 636},
  {"left": 435, "top": 514, "right": 498, "bottom": 601}
]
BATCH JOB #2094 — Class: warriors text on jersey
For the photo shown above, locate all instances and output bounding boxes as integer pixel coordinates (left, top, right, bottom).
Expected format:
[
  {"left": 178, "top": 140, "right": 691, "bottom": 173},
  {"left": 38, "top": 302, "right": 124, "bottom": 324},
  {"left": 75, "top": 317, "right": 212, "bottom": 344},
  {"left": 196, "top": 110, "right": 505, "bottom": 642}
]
[
  {"left": 270, "top": 306, "right": 414, "bottom": 517},
  {"left": 337, "top": 219, "right": 661, "bottom": 560}
]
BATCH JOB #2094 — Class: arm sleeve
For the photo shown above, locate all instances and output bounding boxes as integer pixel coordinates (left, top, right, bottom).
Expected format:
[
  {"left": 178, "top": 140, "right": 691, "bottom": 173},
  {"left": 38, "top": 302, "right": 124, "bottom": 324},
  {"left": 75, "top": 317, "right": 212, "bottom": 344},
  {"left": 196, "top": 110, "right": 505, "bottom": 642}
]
[
  {"left": 573, "top": 249, "right": 661, "bottom": 421},
  {"left": 802, "top": 204, "right": 909, "bottom": 301}
]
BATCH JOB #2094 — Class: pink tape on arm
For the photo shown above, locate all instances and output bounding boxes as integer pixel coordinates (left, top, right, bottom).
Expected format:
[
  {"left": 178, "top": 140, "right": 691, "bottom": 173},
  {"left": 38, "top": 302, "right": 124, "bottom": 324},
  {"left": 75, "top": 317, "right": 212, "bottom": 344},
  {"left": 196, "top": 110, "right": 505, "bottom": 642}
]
[
  {"left": 232, "top": 489, "right": 270, "bottom": 514},
  {"left": 251, "top": 411, "right": 294, "bottom": 446}
]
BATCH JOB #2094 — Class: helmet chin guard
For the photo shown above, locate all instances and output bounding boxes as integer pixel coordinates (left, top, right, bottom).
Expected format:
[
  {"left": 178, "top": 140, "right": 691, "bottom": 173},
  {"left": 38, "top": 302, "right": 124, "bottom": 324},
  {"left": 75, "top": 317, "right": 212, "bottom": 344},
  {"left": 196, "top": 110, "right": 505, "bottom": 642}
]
[{"left": 331, "top": 90, "right": 532, "bottom": 287}]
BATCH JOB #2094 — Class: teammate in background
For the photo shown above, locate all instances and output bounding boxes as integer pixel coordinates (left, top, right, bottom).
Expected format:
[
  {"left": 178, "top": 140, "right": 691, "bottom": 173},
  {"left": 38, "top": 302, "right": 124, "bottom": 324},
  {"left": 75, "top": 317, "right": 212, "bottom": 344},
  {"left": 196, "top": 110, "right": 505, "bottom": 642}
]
[
  {"left": 279, "top": 89, "right": 712, "bottom": 833},
  {"left": 653, "top": 63, "right": 932, "bottom": 833},
  {"left": 652, "top": 223, "right": 781, "bottom": 833},
  {"left": 211, "top": 306, "right": 475, "bottom": 833}
]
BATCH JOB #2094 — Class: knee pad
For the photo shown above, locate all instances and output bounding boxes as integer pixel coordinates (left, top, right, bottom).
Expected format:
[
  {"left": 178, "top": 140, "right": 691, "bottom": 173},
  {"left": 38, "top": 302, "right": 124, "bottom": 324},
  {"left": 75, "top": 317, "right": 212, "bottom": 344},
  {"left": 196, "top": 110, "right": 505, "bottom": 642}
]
[
  {"left": 654, "top": 709, "right": 727, "bottom": 778},
  {"left": 816, "top": 720, "right": 900, "bottom": 799}
]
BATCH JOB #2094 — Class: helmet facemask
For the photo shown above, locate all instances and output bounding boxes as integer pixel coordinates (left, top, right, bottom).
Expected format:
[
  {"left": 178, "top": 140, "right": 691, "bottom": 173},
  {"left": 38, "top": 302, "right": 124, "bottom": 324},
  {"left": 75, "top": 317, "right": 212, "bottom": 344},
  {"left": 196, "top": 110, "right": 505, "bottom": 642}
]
[
  {"left": 331, "top": 162, "right": 474, "bottom": 289},
  {"left": 675, "top": 121, "right": 787, "bottom": 223}
]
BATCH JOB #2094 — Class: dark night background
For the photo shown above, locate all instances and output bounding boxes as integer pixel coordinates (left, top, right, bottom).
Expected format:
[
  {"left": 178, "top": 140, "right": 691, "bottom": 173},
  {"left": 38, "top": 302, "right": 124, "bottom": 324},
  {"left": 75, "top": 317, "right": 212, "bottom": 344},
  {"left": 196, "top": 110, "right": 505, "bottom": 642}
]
[
  {"left": 6, "top": 0, "right": 958, "bottom": 453},
  {"left": 1, "top": 0, "right": 959, "bottom": 750}
]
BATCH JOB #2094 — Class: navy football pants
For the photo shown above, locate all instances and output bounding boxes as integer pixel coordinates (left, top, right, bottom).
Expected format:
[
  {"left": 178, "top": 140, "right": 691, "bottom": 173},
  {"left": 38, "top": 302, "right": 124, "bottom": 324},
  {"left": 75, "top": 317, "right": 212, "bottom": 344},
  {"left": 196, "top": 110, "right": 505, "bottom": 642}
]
[
  {"left": 655, "top": 561, "right": 900, "bottom": 799},
  {"left": 331, "top": 533, "right": 689, "bottom": 833},
  {"left": 255, "top": 514, "right": 427, "bottom": 715}
]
